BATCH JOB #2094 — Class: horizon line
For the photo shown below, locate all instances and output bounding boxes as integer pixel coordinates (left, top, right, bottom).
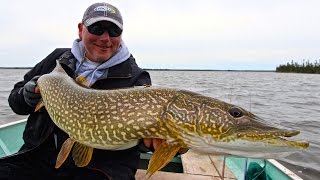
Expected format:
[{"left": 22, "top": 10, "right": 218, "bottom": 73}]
[{"left": 0, "top": 66, "right": 275, "bottom": 72}]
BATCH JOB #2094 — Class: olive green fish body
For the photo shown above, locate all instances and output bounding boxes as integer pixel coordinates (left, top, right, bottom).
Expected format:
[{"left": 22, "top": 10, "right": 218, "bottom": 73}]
[
  {"left": 39, "top": 73, "right": 177, "bottom": 150},
  {"left": 37, "top": 61, "right": 309, "bottom": 172}
]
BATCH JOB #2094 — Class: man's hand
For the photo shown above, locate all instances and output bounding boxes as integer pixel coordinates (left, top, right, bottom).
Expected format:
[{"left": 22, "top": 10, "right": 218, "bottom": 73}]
[
  {"left": 23, "top": 75, "right": 41, "bottom": 107},
  {"left": 143, "top": 138, "right": 188, "bottom": 154}
]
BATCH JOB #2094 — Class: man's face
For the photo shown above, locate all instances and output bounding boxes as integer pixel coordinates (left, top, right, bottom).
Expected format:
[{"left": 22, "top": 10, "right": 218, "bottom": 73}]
[{"left": 78, "top": 21, "right": 122, "bottom": 62}]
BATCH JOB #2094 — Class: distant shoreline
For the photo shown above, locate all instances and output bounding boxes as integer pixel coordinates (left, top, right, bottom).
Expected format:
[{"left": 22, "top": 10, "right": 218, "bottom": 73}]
[
  {"left": 0, "top": 67, "right": 275, "bottom": 72},
  {"left": 144, "top": 69, "right": 275, "bottom": 72},
  {"left": 0, "top": 67, "right": 32, "bottom": 69}
]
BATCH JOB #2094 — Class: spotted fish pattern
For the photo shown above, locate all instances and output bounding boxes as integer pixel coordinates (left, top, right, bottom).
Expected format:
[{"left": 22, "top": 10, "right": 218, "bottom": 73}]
[{"left": 36, "top": 61, "right": 309, "bottom": 177}]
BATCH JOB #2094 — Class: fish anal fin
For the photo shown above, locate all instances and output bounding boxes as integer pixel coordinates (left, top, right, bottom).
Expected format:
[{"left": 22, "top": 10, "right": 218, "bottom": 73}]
[
  {"left": 55, "top": 138, "right": 75, "bottom": 168},
  {"left": 146, "top": 142, "right": 181, "bottom": 179},
  {"left": 34, "top": 100, "right": 44, "bottom": 112},
  {"left": 72, "top": 142, "right": 94, "bottom": 167}
]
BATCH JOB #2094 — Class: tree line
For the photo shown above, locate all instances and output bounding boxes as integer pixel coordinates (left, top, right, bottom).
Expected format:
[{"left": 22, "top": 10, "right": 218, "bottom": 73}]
[{"left": 276, "top": 60, "right": 320, "bottom": 74}]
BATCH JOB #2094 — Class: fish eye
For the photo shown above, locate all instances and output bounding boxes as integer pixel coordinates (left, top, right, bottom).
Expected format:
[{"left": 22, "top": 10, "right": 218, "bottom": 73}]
[{"left": 229, "top": 107, "right": 243, "bottom": 118}]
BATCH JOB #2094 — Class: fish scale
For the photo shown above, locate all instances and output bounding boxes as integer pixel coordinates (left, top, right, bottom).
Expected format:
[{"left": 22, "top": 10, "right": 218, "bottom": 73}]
[
  {"left": 39, "top": 73, "right": 176, "bottom": 149},
  {"left": 36, "top": 60, "right": 309, "bottom": 178}
]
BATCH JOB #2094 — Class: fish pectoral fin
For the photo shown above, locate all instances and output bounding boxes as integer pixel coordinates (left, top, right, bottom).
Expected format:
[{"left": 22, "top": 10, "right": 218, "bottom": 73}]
[
  {"left": 34, "top": 99, "right": 44, "bottom": 112},
  {"left": 72, "top": 142, "right": 94, "bottom": 167},
  {"left": 55, "top": 138, "right": 76, "bottom": 168},
  {"left": 146, "top": 142, "right": 181, "bottom": 179}
]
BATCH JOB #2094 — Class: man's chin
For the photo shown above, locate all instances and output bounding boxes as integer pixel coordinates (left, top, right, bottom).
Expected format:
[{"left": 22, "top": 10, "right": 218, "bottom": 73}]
[{"left": 94, "top": 54, "right": 112, "bottom": 62}]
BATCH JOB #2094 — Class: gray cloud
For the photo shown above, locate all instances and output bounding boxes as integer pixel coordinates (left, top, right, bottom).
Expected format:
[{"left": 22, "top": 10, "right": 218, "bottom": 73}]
[{"left": 1, "top": 0, "right": 319, "bottom": 69}]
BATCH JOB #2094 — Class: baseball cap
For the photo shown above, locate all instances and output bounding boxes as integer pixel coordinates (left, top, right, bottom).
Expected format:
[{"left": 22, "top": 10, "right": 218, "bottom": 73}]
[{"left": 82, "top": 2, "right": 123, "bottom": 30}]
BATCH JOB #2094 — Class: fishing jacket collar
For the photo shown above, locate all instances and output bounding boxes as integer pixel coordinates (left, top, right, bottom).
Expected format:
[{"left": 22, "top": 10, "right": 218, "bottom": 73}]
[{"left": 58, "top": 49, "right": 133, "bottom": 80}]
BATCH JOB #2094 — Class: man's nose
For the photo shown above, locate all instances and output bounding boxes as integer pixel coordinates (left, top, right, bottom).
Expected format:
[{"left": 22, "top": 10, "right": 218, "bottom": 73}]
[{"left": 99, "top": 31, "right": 111, "bottom": 40}]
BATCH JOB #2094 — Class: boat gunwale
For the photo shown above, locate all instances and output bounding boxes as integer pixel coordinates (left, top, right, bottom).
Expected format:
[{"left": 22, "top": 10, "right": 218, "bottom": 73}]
[
  {"left": 267, "top": 159, "right": 303, "bottom": 180},
  {"left": 0, "top": 119, "right": 27, "bottom": 129}
]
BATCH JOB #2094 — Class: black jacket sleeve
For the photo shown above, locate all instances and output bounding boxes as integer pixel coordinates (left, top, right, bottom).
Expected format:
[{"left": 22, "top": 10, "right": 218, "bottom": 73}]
[
  {"left": 8, "top": 62, "right": 45, "bottom": 115},
  {"left": 134, "top": 71, "right": 151, "bottom": 86},
  {"left": 8, "top": 48, "right": 69, "bottom": 115},
  {"left": 130, "top": 57, "right": 152, "bottom": 86}
]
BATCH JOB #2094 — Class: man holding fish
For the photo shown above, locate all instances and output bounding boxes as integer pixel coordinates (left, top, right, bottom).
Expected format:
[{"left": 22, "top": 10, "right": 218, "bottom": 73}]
[
  {"left": 0, "top": 2, "right": 170, "bottom": 179},
  {"left": 0, "top": 2, "right": 308, "bottom": 180}
]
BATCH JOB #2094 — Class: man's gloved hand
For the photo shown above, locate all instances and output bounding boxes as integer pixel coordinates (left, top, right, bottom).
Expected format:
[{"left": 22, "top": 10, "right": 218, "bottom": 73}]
[{"left": 23, "top": 75, "right": 41, "bottom": 107}]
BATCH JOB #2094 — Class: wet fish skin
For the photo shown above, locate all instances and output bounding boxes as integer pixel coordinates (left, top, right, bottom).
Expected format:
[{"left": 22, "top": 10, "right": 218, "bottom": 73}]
[{"left": 36, "top": 61, "right": 309, "bottom": 177}]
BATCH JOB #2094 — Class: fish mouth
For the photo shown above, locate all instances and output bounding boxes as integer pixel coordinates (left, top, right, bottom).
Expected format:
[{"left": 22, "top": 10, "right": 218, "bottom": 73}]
[
  {"left": 230, "top": 115, "right": 310, "bottom": 149},
  {"left": 236, "top": 130, "right": 309, "bottom": 149}
]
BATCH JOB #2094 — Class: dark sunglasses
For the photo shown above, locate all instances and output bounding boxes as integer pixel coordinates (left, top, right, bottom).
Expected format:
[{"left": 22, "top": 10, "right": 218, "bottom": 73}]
[{"left": 86, "top": 23, "right": 122, "bottom": 37}]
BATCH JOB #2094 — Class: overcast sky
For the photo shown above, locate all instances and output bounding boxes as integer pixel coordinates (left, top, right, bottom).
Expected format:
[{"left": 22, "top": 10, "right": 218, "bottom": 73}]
[{"left": 1, "top": 0, "right": 319, "bottom": 70}]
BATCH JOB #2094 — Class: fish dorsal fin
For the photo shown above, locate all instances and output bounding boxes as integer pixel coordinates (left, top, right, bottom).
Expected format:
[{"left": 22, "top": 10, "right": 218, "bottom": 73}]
[
  {"left": 72, "top": 142, "right": 94, "bottom": 167},
  {"left": 55, "top": 138, "right": 76, "bottom": 168},
  {"left": 146, "top": 141, "right": 181, "bottom": 179},
  {"left": 34, "top": 99, "right": 44, "bottom": 112}
]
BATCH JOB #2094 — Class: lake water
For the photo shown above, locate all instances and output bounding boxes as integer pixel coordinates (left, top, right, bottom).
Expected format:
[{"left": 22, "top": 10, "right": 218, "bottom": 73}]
[{"left": 0, "top": 69, "right": 319, "bottom": 179}]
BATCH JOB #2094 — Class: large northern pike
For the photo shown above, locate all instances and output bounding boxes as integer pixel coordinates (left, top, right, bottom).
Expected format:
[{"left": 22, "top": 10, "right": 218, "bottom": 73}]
[{"left": 36, "top": 61, "right": 308, "bottom": 178}]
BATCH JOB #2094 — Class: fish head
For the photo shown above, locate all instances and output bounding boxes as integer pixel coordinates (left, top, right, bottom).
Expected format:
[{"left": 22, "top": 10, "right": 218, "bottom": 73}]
[
  {"left": 212, "top": 105, "right": 308, "bottom": 157},
  {"left": 165, "top": 90, "right": 309, "bottom": 158}
]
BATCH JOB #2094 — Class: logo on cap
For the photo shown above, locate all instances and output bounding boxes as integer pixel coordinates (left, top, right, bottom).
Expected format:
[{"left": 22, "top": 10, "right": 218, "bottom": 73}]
[{"left": 94, "top": 6, "right": 116, "bottom": 13}]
